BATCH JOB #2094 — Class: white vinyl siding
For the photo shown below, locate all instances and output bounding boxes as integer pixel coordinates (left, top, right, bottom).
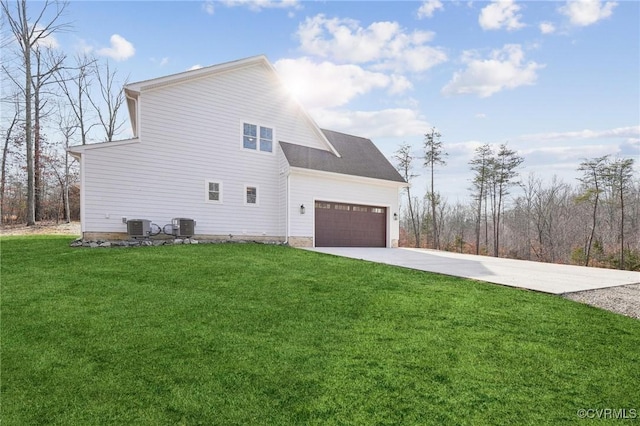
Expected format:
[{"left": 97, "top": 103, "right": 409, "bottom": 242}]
[
  {"left": 77, "top": 60, "right": 401, "bottom": 243},
  {"left": 80, "top": 62, "right": 326, "bottom": 237},
  {"left": 288, "top": 170, "right": 402, "bottom": 247}
]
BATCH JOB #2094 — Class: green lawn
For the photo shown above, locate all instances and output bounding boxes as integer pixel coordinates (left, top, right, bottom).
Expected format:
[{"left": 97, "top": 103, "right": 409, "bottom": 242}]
[{"left": 2, "top": 237, "right": 639, "bottom": 425}]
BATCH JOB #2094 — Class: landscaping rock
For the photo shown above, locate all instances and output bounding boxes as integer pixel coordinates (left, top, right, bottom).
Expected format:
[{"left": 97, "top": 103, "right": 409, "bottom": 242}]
[{"left": 70, "top": 237, "right": 287, "bottom": 249}]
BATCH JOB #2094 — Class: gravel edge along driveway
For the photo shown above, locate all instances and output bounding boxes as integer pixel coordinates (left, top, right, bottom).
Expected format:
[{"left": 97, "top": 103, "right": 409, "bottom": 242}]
[{"left": 563, "top": 283, "right": 640, "bottom": 320}]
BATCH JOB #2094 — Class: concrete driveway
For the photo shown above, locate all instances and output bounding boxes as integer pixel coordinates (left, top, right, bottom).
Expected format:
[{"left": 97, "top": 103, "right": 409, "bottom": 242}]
[{"left": 305, "top": 247, "right": 640, "bottom": 294}]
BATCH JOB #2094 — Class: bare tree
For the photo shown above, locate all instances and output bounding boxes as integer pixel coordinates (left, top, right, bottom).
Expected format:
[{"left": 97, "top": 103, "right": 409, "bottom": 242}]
[
  {"left": 1, "top": 94, "right": 21, "bottom": 221},
  {"left": 32, "top": 46, "right": 66, "bottom": 220},
  {"left": 603, "top": 157, "right": 635, "bottom": 269},
  {"left": 531, "top": 175, "right": 570, "bottom": 263},
  {"left": 394, "top": 143, "right": 421, "bottom": 247},
  {"left": 55, "top": 54, "right": 96, "bottom": 145},
  {"left": 44, "top": 110, "right": 77, "bottom": 222},
  {"left": 1, "top": 0, "right": 69, "bottom": 225},
  {"left": 87, "top": 59, "right": 128, "bottom": 141},
  {"left": 423, "top": 127, "right": 447, "bottom": 249},
  {"left": 489, "top": 143, "right": 523, "bottom": 257},
  {"left": 469, "top": 144, "right": 493, "bottom": 255},
  {"left": 577, "top": 156, "right": 609, "bottom": 266}
]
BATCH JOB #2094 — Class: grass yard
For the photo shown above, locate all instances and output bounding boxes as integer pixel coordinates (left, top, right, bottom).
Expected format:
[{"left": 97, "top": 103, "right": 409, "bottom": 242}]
[{"left": 2, "top": 237, "right": 639, "bottom": 425}]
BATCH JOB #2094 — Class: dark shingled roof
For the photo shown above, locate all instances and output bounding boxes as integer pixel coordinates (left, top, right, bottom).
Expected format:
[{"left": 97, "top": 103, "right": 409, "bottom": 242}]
[{"left": 280, "top": 129, "right": 406, "bottom": 183}]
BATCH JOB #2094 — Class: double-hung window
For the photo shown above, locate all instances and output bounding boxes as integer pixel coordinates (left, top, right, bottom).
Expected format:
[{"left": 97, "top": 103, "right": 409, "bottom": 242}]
[
  {"left": 243, "top": 123, "right": 273, "bottom": 153},
  {"left": 205, "top": 180, "right": 222, "bottom": 203},
  {"left": 245, "top": 185, "right": 258, "bottom": 206}
]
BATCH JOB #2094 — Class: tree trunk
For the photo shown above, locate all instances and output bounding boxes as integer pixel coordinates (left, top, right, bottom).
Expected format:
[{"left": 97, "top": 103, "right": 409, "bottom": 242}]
[
  {"left": 21, "top": 2, "right": 35, "bottom": 226},
  {"left": 585, "top": 189, "right": 598, "bottom": 267},
  {"left": 1, "top": 110, "right": 18, "bottom": 224},
  {"left": 619, "top": 177, "right": 625, "bottom": 269},
  {"left": 475, "top": 188, "right": 482, "bottom": 255},
  {"left": 34, "top": 86, "right": 42, "bottom": 221}
]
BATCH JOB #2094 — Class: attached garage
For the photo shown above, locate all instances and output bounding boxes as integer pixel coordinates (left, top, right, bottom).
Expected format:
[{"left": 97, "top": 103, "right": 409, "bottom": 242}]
[
  {"left": 315, "top": 201, "right": 386, "bottom": 247},
  {"left": 280, "top": 129, "right": 407, "bottom": 248}
]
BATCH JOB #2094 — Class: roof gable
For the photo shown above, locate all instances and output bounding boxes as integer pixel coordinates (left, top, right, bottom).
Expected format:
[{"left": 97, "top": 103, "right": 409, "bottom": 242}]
[
  {"left": 123, "top": 55, "right": 339, "bottom": 156},
  {"left": 281, "top": 129, "right": 406, "bottom": 183}
]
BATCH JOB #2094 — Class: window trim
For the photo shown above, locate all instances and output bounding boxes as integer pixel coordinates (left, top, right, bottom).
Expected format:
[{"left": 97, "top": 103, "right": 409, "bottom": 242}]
[
  {"left": 244, "top": 184, "right": 259, "bottom": 206},
  {"left": 242, "top": 122, "right": 275, "bottom": 154},
  {"left": 205, "top": 180, "right": 223, "bottom": 204}
]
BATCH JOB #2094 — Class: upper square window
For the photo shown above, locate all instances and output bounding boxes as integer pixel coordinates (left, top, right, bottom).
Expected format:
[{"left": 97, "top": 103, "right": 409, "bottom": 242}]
[{"left": 243, "top": 123, "right": 273, "bottom": 153}]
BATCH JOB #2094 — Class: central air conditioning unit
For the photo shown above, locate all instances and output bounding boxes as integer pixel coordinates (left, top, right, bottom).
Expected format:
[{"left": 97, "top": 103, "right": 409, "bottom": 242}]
[
  {"left": 171, "top": 218, "right": 195, "bottom": 238},
  {"left": 127, "top": 219, "right": 151, "bottom": 238}
]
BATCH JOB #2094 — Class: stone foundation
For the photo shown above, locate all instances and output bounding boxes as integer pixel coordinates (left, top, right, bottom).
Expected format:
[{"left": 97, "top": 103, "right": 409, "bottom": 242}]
[
  {"left": 74, "top": 233, "right": 395, "bottom": 248},
  {"left": 73, "top": 233, "right": 287, "bottom": 248},
  {"left": 287, "top": 236, "right": 313, "bottom": 247}
]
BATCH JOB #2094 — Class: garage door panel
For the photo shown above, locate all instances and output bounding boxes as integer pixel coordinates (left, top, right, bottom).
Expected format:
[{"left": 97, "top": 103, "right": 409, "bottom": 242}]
[{"left": 315, "top": 201, "right": 386, "bottom": 247}]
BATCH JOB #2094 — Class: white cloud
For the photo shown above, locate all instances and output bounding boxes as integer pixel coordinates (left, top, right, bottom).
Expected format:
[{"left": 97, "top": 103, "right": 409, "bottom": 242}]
[
  {"left": 517, "top": 125, "right": 640, "bottom": 142},
  {"left": 475, "top": 113, "right": 487, "bottom": 119},
  {"left": 442, "top": 44, "right": 544, "bottom": 98},
  {"left": 417, "top": 0, "right": 444, "bottom": 19},
  {"left": 202, "top": 0, "right": 215, "bottom": 15},
  {"left": 222, "top": 0, "right": 300, "bottom": 12},
  {"left": 311, "top": 108, "right": 431, "bottom": 139},
  {"left": 559, "top": 0, "right": 617, "bottom": 26},
  {"left": 32, "top": 24, "right": 59, "bottom": 49},
  {"left": 296, "top": 14, "right": 447, "bottom": 72},
  {"left": 539, "top": 21, "right": 556, "bottom": 34},
  {"left": 188, "top": 64, "right": 203, "bottom": 71},
  {"left": 74, "top": 39, "right": 94, "bottom": 55},
  {"left": 274, "top": 57, "right": 411, "bottom": 110},
  {"left": 478, "top": 0, "right": 525, "bottom": 31},
  {"left": 96, "top": 34, "right": 135, "bottom": 61}
]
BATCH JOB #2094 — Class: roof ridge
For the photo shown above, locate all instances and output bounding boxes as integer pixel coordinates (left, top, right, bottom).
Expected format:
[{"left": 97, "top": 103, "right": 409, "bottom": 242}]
[{"left": 320, "top": 128, "right": 371, "bottom": 141}]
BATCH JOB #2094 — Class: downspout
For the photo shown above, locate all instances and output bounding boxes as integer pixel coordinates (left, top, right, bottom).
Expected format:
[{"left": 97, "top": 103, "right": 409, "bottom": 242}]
[{"left": 285, "top": 172, "right": 290, "bottom": 244}]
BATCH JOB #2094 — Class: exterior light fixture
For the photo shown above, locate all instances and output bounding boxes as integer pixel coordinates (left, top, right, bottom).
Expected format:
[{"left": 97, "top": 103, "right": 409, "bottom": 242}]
[
  {"left": 300, "top": 204, "right": 306, "bottom": 214},
  {"left": 393, "top": 213, "right": 398, "bottom": 221}
]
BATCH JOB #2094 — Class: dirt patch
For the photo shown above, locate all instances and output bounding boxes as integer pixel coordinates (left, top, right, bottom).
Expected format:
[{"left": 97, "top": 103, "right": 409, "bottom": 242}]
[{"left": 1, "top": 221, "right": 81, "bottom": 237}]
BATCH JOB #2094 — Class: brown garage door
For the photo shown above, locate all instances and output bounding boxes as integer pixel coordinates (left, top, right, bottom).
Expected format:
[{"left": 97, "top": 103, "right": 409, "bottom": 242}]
[{"left": 315, "top": 201, "right": 386, "bottom": 247}]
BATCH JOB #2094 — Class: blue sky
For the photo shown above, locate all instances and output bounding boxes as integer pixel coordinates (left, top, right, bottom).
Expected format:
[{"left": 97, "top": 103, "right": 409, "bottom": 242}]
[{"left": 42, "top": 0, "right": 640, "bottom": 200}]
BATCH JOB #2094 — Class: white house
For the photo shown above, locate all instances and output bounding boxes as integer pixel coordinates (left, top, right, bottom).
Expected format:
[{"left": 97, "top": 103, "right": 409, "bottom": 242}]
[{"left": 68, "top": 55, "right": 407, "bottom": 247}]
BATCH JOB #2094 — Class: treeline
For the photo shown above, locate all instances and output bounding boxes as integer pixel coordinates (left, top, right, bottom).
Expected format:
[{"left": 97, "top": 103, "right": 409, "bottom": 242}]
[
  {"left": 396, "top": 132, "right": 639, "bottom": 271},
  {"left": 1, "top": 0, "right": 127, "bottom": 225}
]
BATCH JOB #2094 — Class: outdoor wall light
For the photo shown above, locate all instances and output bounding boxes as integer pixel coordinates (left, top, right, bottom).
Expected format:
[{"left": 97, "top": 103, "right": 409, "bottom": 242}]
[
  {"left": 393, "top": 213, "right": 398, "bottom": 221},
  {"left": 300, "top": 204, "right": 306, "bottom": 214}
]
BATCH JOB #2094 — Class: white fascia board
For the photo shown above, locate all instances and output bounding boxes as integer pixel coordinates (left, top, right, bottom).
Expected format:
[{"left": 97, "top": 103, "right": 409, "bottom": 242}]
[
  {"left": 289, "top": 166, "right": 409, "bottom": 188},
  {"left": 67, "top": 138, "right": 140, "bottom": 155},
  {"left": 125, "top": 55, "right": 269, "bottom": 93}
]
